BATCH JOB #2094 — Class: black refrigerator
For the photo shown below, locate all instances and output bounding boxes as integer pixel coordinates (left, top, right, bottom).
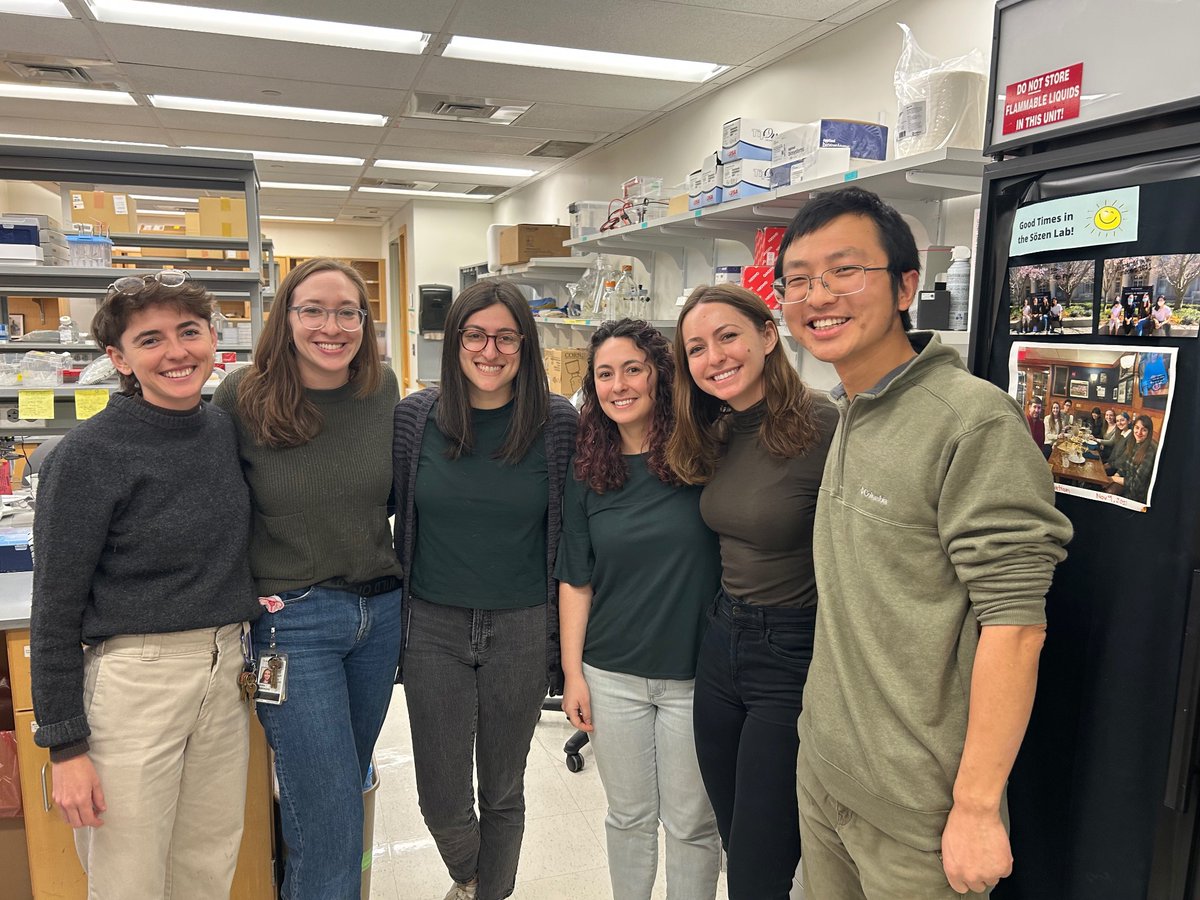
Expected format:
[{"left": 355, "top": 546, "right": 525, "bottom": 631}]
[{"left": 973, "top": 5, "right": 1200, "bottom": 895}]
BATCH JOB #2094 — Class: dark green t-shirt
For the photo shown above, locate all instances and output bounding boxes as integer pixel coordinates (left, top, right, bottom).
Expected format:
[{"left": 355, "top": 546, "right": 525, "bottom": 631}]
[
  {"left": 556, "top": 454, "right": 720, "bottom": 679},
  {"left": 410, "top": 401, "right": 548, "bottom": 609}
]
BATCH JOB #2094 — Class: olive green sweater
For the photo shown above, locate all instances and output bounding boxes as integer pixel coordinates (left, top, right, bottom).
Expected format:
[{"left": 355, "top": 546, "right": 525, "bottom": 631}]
[
  {"left": 212, "top": 366, "right": 403, "bottom": 595},
  {"left": 799, "top": 334, "right": 1073, "bottom": 849}
]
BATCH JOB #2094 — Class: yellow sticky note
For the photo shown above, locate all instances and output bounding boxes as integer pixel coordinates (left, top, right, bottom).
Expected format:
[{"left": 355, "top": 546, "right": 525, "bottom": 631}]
[
  {"left": 74, "top": 389, "right": 110, "bottom": 421},
  {"left": 18, "top": 390, "right": 55, "bottom": 420}
]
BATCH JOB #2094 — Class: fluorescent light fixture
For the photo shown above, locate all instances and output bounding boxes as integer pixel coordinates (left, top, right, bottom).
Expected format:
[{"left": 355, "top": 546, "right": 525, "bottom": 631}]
[
  {"left": 0, "top": 83, "right": 136, "bottom": 105},
  {"left": 375, "top": 158, "right": 535, "bottom": 178},
  {"left": 261, "top": 181, "right": 351, "bottom": 192},
  {"left": 129, "top": 194, "right": 199, "bottom": 203},
  {"left": 0, "top": 132, "right": 168, "bottom": 148},
  {"left": 442, "top": 35, "right": 727, "bottom": 83},
  {"left": 261, "top": 215, "right": 336, "bottom": 223},
  {"left": 1, "top": 0, "right": 71, "bottom": 17},
  {"left": 183, "top": 146, "right": 364, "bottom": 166},
  {"left": 138, "top": 209, "right": 187, "bottom": 217},
  {"left": 360, "top": 187, "right": 494, "bottom": 201},
  {"left": 149, "top": 95, "right": 386, "bottom": 127},
  {"left": 86, "top": 0, "right": 429, "bottom": 54}
]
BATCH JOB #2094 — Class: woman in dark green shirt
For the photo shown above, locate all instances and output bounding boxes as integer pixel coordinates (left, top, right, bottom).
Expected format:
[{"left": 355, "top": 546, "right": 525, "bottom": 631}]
[{"left": 558, "top": 319, "right": 722, "bottom": 900}]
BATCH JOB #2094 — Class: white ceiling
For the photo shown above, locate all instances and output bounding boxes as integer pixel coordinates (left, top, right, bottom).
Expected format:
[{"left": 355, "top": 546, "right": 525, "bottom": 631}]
[{"left": 0, "top": 0, "right": 895, "bottom": 223}]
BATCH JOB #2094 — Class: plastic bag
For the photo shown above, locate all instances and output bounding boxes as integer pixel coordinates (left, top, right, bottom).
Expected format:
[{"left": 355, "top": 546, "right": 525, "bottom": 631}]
[
  {"left": 0, "top": 731, "right": 20, "bottom": 817},
  {"left": 79, "top": 354, "right": 117, "bottom": 386},
  {"left": 893, "top": 23, "right": 987, "bottom": 158}
]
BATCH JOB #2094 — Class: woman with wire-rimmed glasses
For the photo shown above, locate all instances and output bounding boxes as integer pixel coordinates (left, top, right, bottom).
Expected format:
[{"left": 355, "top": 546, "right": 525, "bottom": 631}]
[
  {"left": 212, "top": 257, "right": 402, "bottom": 900},
  {"left": 30, "top": 270, "right": 260, "bottom": 897},
  {"left": 393, "top": 279, "right": 577, "bottom": 900}
]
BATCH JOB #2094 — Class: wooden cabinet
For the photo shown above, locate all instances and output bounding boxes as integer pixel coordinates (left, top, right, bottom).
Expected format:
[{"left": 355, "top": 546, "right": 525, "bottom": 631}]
[{"left": 278, "top": 256, "right": 387, "bottom": 324}]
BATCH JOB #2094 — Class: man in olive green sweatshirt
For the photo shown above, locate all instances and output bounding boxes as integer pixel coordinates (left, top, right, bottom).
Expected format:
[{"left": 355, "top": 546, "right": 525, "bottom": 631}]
[{"left": 775, "top": 187, "right": 1072, "bottom": 897}]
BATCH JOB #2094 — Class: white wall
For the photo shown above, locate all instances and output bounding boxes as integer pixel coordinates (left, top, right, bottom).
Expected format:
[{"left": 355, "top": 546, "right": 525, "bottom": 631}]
[{"left": 261, "top": 220, "right": 382, "bottom": 259}]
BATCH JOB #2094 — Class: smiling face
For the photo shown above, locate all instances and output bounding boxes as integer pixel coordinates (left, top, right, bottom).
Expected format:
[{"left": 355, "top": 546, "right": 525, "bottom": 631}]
[
  {"left": 1133, "top": 419, "right": 1149, "bottom": 443},
  {"left": 593, "top": 336, "right": 656, "bottom": 442},
  {"left": 288, "top": 269, "right": 365, "bottom": 389},
  {"left": 1105, "top": 409, "right": 1116, "bottom": 425},
  {"left": 681, "top": 301, "right": 777, "bottom": 411},
  {"left": 779, "top": 213, "right": 918, "bottom": 398},
  {"left": 459, "top": 302, "right": 522, "bottom": 408},
  {"left": 1051, "top": 402, "right": 1060, "bottom": 416},
  {"left": 1117, "top": 412, "right": 1130, "bottom": 431},
  {"left": 107, "top": 303, "right": 215, "bottom": 411}
]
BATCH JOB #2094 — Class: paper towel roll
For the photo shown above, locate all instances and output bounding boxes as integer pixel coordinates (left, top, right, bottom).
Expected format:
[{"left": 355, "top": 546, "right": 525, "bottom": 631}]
[
  {"left": 486, "top": 223, "right": 513, "bottom": 273},
  {"left": 896, "top": 70, "right": 987, "bottom": 157}
]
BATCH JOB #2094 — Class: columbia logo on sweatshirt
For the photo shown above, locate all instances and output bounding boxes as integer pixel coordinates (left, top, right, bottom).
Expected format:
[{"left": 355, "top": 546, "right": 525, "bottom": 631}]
[{"left": 859, "top": 486, "right": 889, "bottom": 506}]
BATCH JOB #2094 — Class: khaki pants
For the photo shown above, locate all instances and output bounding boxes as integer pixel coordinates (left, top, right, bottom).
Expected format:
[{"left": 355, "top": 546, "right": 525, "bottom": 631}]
[
  {"left": 797, "top": 757, "right": 990, "bottom": 900},
  {"left": 75, "top": 623, "right": 250, "bottom": 900}
]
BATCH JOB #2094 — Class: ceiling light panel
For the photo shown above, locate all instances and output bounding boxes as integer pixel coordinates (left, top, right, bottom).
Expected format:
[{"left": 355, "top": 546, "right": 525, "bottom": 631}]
[
  {"left": 0, "top": 0, "right": 71, "bottom": 17},
  {"left": 182, "top": 147, "right": 365, "bottom": 166},
  {"left": 374, "top": 159, "right": 535, "bottom": 178},
  {"left": 260, "top": 181, "right": 351, "bottom": 191},
  {"left": 0, "top": 132, "right": 169, "bottom": 148},
  {"left": 85, "top": 0, "right": 430, "bottom": 54},
  {"left": 442, "top": 35, "right": 727, "bottom": 82},
  {"left": 149, "top": 95, "right": 386, "bottom": 127},
  {"left": 359, "top": 187, "right": 493, "bottom": 200},
  {"left": 261, "top": 215, "right": 335, "bottom": 222},
  {"left": 129, "top": 194, "right": 199, "bottom": 203},
  {"left": 138, "top": 209, "right": 187, "bottom": 216},
  {"left": 0, "top": 84, "right": 136, "bottom": 105}
]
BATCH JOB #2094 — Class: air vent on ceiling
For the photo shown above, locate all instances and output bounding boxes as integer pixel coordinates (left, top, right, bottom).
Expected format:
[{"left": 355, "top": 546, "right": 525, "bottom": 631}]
[
  {"left": 7, "top": 62, "right": 93, "bottom": 84},
  {"left": 408, "top": 92, "right": 531, "bottom": 125},
  {"left": 361, "top": 178, "right": 422, "bottom": 190},
  {"left": 469, "top": 185, "right": 504, "bottom": 196},
  {"left": 527, "top": 140, "right": 590, "bottom": 159},
  {"left": 432, "top": 101, "right": 498, "bottom": 119}
]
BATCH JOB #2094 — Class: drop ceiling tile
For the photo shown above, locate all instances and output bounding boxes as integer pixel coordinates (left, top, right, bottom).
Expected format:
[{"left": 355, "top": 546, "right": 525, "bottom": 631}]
[
  {"left": 512, "top": 103, "right": 647, "bottom": 133},
  {"left": 0, "top": 15, "right": 111, "bottom": 59},
  {"left": 381, "top": 126, "right": 549, "bottom": 157},
  {"left": 96, "top": 24, "right": 424, "bottom": 90},
  {"left": 418, "top": 57, "right": 692, "bottom": 110},
  {"left": 651, "top": 0, "right": 853, "bottom": 18},
  {"left": 0, "top": 100, "right": 162, "bottom": 128},
  {"left": 0, "top": 117, "right": 171, "bottom": 145},
  {"left": 138, "top": 0, "right": 459, "bottom": 30},
  {"left": 828, "top": 0, "right": 896, "bottom": 25},
  {"left": 448, "top": 0, "right": 818, "bottom": 66},
  {"left": 165, "top": 128, "right": 380, "bottom": 158},
  {"left": 151, "top": 108, "right": 385, "bottom": 142}
]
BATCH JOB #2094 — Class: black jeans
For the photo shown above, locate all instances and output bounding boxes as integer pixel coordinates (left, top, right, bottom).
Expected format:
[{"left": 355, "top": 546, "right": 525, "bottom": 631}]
[
  {"left": 403, "top": 594, "right": 549, "bottom": 900},
  {"left": 693, "top": 589, "right": 815, "bottom": 900}
]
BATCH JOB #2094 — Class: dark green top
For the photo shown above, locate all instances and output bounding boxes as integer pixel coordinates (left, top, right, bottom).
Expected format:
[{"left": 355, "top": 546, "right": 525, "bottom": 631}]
[
  {"left": 411, "top": 401, "right": 548, "bottom": 609},
  {"left": 212, "top": 366, "right": 403, "bottom": 596},
  {"left": 556, "top": 454, "right": 720, "bottom": 679},
  {"left": 700, "top": 398, "right": 838, "bottom": 608}
]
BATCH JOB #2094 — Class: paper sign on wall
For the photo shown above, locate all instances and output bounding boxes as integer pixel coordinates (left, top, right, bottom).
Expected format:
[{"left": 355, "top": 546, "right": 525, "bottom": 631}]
[
  {"left": 1010, "top": 186, "right": 1140, "bottom": 256},
  {"left": 1002, "top": 63, "right": 1084, "bottom": 136}
]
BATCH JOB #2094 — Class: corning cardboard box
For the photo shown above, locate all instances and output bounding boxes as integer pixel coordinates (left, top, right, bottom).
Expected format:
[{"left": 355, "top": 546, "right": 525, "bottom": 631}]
[
  {"left": 544, "top": 347, "right": 588, "bottom": 397},
  {"left": 199, "top": 196, "right": 248, "bottom": 238},
  {"left": 498, "top": 224, "right": 571, "bottom": 266},
  {"left": 69, "top": 191, "right": 137, "bottom": 234}
]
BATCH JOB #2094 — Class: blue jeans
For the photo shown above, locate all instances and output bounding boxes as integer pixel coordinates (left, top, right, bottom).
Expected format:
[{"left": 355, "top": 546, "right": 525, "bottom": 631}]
[
  {"left": 693, "top": 589, "right": 815, "bottom": 900},
  {"left": 251, "top": 584, "right": 403, "bottom": 900}
]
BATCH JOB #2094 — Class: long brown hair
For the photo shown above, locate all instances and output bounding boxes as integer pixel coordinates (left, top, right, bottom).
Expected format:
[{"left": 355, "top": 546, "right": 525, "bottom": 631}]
[
  {"left": 574, "top": 319, "right": 677, "bottom": 494},
  {"left": 236, "top": 257, "right": 382, "bottom": 448},
  {"left": 437, "top": 280, "right": 549, "bottom": 464},
  {"left": 1131, "top": 414, "right": 1155, "bottom": 465},
  {"left": 666, "top": 284, "right": 822, "bottom": 484}
]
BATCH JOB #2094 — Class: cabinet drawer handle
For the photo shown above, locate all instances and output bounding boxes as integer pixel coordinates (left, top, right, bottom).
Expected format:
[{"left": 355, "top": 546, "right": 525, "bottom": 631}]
[{"left": 40, "top": 761, "right": 51, "bottom": 812}]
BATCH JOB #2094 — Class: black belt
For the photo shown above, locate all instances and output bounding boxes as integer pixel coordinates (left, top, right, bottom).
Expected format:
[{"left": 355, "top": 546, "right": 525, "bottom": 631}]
[{"left": 329, "top": 575, "right": 402, "bottom": 598}]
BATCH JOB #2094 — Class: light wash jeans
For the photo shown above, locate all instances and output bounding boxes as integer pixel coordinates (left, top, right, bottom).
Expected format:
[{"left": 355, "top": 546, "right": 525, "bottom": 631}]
[{"left": 583, "top": 662, "right": 721, "bottom": 900}]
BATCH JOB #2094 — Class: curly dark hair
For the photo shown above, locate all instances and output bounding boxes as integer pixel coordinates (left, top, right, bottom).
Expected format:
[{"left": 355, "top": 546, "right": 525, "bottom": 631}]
[{"left": 574, "top": 319, "right": 677, "bottom": 494}]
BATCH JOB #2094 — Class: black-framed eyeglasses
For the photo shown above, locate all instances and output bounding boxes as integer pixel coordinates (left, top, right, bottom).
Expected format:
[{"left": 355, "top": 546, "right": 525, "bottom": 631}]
[
  {"left": 288, "top": 305, "right": 368, "bottom": 332},
  {"left": 107, "top": 269, "right": 190, "bottom": 296},
  {"left": 772, "top": 265, "right": 890, "bottom": 304},
  {"left": 459, "top": 328, "right": 524, "bottom": 355}
]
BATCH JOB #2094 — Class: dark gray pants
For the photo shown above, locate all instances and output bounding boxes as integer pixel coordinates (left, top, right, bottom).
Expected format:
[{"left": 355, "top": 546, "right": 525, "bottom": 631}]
[{"left": 403, "top": 595, "right": 549, "bottom": 900}]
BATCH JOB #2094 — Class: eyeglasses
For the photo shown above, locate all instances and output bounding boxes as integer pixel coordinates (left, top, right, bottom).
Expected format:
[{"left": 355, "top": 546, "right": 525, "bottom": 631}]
[
  {"left": 772, "top": 265, "right": 890, "bottom": 304},
  {"left": 459, "top": 328, "right": 524, "bottom": 355},
  {"left": 288, "top": 305, "right": 368, "bottom": 332},
  {"left": 107, "top": 269, "right": 190, "bottom": 295}
]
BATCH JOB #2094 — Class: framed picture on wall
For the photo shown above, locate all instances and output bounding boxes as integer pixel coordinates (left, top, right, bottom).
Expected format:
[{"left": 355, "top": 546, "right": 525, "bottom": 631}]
[
  {"left": 1052, "top": 366, "right": 1069, "bottom": 396},
  {"left": 1069, "top": 379, "right": 1090, "bottom": 399},
  {"left": 8, "top": 314, "right": 23, "bottom": 339}
]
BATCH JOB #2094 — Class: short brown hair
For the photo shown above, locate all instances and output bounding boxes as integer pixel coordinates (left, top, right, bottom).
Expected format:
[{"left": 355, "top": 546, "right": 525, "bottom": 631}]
[
  {"left": 666, "top": 284, "right": 823, "bottom": 484},
  {"left": 91, "top": 279, "right": 215, "bottom": 394}
]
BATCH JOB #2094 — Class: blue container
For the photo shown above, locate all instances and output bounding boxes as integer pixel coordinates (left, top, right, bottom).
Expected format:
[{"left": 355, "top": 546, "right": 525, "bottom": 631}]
[{"left": 0, "top": 223, "right": 38, "bottom": 245}]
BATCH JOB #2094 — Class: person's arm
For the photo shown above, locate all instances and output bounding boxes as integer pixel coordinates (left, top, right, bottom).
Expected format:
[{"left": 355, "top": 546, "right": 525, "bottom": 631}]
[
  {"left": 558, "top": 582, "right": 595, "bottom": 732},
  {"left": 940, "top": 624, "right": 1045, "bottom": 893}
]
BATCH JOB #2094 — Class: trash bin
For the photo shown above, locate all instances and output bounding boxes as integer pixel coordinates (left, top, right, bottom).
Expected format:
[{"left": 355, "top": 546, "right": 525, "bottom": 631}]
[{"left": 361, "top": 758, "right": 379, "bottom": 900}]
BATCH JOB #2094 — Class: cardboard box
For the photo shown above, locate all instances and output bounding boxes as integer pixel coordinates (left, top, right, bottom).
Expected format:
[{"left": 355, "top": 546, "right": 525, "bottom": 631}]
[
  {"left": 722, "top": 118, "right": 801, "bottom": 162},
  {"left": 698, "top": 187, "right": 724, "bottom": 208},
  {"left": 742, "top": 265, "right": 780, "bottom": 310},
  {"left": 714, "top": 266, "right": 743, "bottom": 286},
  {"left": 755, "top": 227, "right": 786, "bottom": 268},
  {"left": 69, "top": 190, "right": 137, "bottom": 234},
  {"left": 0, "top": 818, "right": 32, "bottom": 898},
  {"left": 199, "top": 196, "right": 248, "bottom": 238},
  {"left": 722, "top": 158, "right": 772, "bottom": 201},
  {"left": 544, "top": 347, "right": 588, "bottom": 397},
  {"left": 699, "top": 153, "right": 722, "bottom": 191},
  {"left": 772, "top": 120, "right": 888, "bottom": 166},
  {"left": 498, "top": 224, "right": 571, "bottom": 266},
  {"left": 667, "top": 193, "right": 689, "bottom": 216},
  {"left": 687, "top": 170, "right": 703, "bottom": 199}
]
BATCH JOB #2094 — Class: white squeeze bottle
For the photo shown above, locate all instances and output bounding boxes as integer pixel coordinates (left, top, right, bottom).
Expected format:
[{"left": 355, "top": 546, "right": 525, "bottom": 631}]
[{"left": 947, "top": 245, "right": 971, "bottom": 331}]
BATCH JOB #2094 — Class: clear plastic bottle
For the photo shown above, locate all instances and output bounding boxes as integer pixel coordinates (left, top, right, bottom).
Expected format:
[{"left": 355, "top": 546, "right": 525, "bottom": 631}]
[
  {"left": 946, "top": 245, "right": 971, "bottom": 331},
  {"left": 613, "top": 265, "right": 637, "bottom": 320},
  {"left": 58, "top": 315, "right": 79, "bottom": 344},
  {"left": 599, "top": 280, "right": 618, "bottom": 319}
]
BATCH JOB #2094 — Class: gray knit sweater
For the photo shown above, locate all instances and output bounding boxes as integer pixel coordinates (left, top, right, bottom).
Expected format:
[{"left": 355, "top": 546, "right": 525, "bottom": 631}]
[{"left": 30, "top": 393, "right": 258, "bottom": 751}]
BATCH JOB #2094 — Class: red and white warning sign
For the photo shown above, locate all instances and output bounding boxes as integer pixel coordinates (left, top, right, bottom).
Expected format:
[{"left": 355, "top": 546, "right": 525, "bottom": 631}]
[{"left": 1002, "top": 63, "right": 1084, "bottom": 136}]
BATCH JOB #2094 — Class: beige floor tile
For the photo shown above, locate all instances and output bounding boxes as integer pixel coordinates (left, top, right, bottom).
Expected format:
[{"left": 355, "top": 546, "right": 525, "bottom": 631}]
[
  {"left": 511, "top": 811, "right": 608, "bottom": 884},
  {"left": 513, "top": 867, "right": 615, "bottom": 900}
]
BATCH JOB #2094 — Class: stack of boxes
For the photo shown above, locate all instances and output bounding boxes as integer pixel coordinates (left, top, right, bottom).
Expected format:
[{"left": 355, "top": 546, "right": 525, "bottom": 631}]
[
  {"left": 0, "top": 215, "right": 72, "bottom": 267},
  {"left": 768, "top": 119, "right": 889, "bottom": 189},
  {"left": 741, "top": 227, "right": 786, "bottom": 310},
  {"left": 721, "top": 118, "right": 799, "bottom": 202}
]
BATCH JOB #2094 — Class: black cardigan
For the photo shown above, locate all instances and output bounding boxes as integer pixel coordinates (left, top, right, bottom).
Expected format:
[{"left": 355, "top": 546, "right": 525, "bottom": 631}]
[{"left": 393, "top": 387, "right": 579, "bottom": 694}]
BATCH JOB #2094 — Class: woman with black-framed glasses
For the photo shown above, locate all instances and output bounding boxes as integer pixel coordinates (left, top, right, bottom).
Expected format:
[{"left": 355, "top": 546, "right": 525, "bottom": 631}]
[
  {"left": 393, "top": 279, "right": 577, "bottom": 900},
  {"left": 212, "top": 257, "right": 402, "bottom": 900}
]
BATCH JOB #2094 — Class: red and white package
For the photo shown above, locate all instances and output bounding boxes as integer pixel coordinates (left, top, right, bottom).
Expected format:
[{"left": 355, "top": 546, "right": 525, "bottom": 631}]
[
  {"left": 742, "top": 265, "right": 779, "bottom": 310},
  {"left": 754, "top": 227, "right": 786, "bottom": 267}
]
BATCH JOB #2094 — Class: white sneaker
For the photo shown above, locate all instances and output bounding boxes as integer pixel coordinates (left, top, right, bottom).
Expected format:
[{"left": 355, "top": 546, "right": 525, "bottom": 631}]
[{"left": 443, "top": 880, "right": 478, "bottom": 900}]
